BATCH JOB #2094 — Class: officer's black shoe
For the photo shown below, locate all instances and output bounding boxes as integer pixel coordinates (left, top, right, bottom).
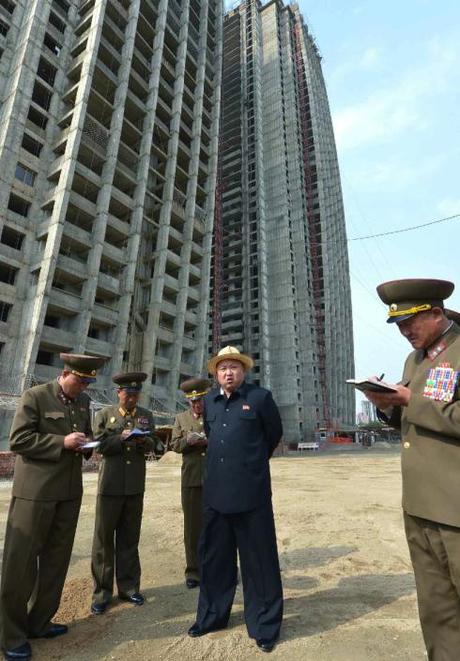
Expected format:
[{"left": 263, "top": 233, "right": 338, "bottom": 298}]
[
  {"left": 119, "top": 592, "right": 144, "bottom": 606},
  {"left": 256, "top": 639, "right": 277, "bottom": 653},
  {"left": 3, "top": 642, "right": 32, "bottom": 661},
  {"left": 185, "top": 579, "right": 199, "bottom": 589},
  {"left": 91, "top": 601, "right": 109, "bottom": 615},
  {"left": 41, "top": 623, "right": 68, "bottom": 639}
]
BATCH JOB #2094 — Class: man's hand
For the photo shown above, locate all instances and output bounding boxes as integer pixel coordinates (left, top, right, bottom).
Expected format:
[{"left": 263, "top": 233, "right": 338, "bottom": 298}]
[
  {"left": 365, "top": 384, "right": 411, "bottom": 409},
  {"left": 63, "top": 432, "right": 87, "bottom": 450},
  {"left": 186, "top": 431, "right": 207, "bottom": 446},
  {"left": 121, "top": 429, "right": 132, "bottom": 440}
]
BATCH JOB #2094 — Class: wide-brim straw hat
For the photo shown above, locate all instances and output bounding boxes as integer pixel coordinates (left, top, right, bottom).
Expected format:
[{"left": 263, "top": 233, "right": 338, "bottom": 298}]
[{"left": 207, "top": 346, "right": 254, "bottom": 375}]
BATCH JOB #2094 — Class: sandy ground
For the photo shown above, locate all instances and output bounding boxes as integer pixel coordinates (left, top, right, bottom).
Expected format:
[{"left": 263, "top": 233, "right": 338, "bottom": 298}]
[{"left": 0, "top": 447, "right": 428, "bottom": 661}]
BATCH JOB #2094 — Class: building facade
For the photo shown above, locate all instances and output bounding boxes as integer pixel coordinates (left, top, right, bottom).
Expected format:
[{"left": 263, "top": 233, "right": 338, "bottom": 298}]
[
  {"left": 211, "top": 0, "right": 354, "bottom": 441},
  {"left": 0, "top": 0, "right": 222, "bottom": 428}
]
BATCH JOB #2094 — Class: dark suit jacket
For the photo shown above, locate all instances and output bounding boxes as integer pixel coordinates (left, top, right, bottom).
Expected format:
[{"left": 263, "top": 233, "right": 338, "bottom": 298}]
[
  {"left": 203, "top": 381, "right": 282, "bottom": 513},
  {"left": 10, "top": 380, "right": 92, "bottom": 501}
]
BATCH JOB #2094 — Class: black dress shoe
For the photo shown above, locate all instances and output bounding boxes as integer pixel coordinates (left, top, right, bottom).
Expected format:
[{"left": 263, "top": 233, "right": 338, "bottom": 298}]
[
  {"left": 185, "top": 579, "right": 199, "bottom": 589},
  {"left": 256, "top": 639, "right": 277, "bottom": 653},
  {"left": 119, "top": 592, "right": 144, "bottom": 606},
  {"left": 91, "top": 601, "right": 109, "bottom": 615},
  {"left": 188, "top": 623, "right": 207, "bottom": 638},
  {"left": 42, "top": 623, "right": 68, "bottom": 639},
  {"left": 3, "top": 642, "right": 31, "bottom": 661},
  {"left": 188, "top": 623, "right": 227, "bottom": 638}
]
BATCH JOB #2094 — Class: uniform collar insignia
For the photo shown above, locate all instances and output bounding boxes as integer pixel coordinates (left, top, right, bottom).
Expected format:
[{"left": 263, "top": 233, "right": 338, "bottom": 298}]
[{"left": 427, "top": 339, "right": 447, "bottom": 361}]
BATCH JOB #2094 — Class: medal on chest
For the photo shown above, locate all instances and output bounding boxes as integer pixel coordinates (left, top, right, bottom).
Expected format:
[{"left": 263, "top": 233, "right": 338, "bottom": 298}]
[{"left": 423, "top": 362, "right": 459, "bottom": 403}]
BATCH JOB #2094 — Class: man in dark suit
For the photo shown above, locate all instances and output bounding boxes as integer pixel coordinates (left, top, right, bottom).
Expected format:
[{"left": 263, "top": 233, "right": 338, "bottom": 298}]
[
  {"left": 0, "top": 353, "right": 106, "bottom": 661},
  {"left": 188, "top": 346, "right": 283, "bottom": 653},
  {"left": 90, "top": 372, "right": 158, "bottom": 615},
  {"left": 365, "top": 279, "right": 460, "bottom": 661},
  {"left": 171, "top": 377, "right": 211, "bottom": 589}
]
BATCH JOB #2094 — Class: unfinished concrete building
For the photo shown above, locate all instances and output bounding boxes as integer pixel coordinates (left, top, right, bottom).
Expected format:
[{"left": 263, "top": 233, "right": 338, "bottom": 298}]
[
  {"left": 0, "top": 0, "right": 222, "bottom": 442},
  {"left": 211, "top": 0, "right": 354, "bottom": 441}
]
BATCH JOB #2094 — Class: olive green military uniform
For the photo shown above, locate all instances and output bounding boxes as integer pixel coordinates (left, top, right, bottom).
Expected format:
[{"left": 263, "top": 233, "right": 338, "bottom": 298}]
[
  {"left": 384, "top": 323, "right": 460, "bottom": 660},
  {"left": 376, "top": 280, "right": 460, "bottom": 661},
  {"left": 171, "top": 409, "right": 207, "bottom": 582},
  {"left": 91, "top": 405, "right": 156, "bottom": 604},
  {"left": 0, "top": 380, "right": 92, "bottom": 650}
]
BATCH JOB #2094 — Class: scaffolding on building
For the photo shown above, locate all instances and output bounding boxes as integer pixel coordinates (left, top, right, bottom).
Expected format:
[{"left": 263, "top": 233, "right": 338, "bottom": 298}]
[{"left": 292, "top": 20, "right": 331, "bottom": 428}]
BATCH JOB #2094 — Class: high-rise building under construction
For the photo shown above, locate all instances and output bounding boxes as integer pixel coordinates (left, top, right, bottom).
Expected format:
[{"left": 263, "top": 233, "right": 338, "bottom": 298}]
[
  {"left": 211, "top": 0, "right": 354, "bottom": 441},
  {"left": 0, "top": 0, "right": 222, "bottom": 433}
]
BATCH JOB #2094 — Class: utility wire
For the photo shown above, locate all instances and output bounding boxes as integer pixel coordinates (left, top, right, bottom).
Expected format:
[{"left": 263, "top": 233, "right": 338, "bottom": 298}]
[{"left": 349, "top": 213, "right": 460, "bottom": 241}]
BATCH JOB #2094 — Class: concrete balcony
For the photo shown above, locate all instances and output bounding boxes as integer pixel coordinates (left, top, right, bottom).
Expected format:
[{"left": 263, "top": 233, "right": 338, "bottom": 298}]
[
  {"left": 69, "top": 191, "right": 97, "bottom": 217},
  {"left": 111, "top": 186, "right": 134, "bottom": 210},
  {"left": 182, "top": 334, "right": 196, "bottom": 350},
  {"left": 157, "top": 325, "right": 175, "bottom": 342},
  {"left": 184, "top": 310, "right": 197, "bottom": 325},
  {"left": 41, "top": 325, "right": 76, "bottom": 350},
  {"left": 34, "top": 365, "right": 61, "bottom": 382},
  {"left": 56, "top": 254, "right": 88, "bottom": 281},
  {"left": 106, "top": 213, "right": 130, "bottom": 237},
  {"left": 189, "top": 264, "right": 201, "bottom": 280},
  {"left": 166, "top": 250, "right": 181, "bottom": 269},
  {"left": 179, "top": 362, "right": 195, "bottom": 377},
  {"left": 0, "top": 283, "right": 16, "bottom": 303},
  {"left": 97, "top": 272, "right": 120, "bottom": 296},
  {"left": 153, "top": 355, "right": 171, "bottom": 371},
  {"left": 163, "top": 274, "right": 179, "bottom": 292},
  {"left": 0, "top": 243, "right": 22, "bottom": 264},
  {"left": 188, "top": 286, "right": 200, "bottom": 303},
  {"left": 92, "top": 303, "right": 119, "bottom": 326},
  {"left": 62, "top": 223, "right": 92, "bottom": 249},
  {"left": 49, "top": 287, "right": 83, "bottom": 314},
  {"left": 102, "top": 242, "right": 125, "bottom": 266},
  {"left": 160, "top": 301, "right": 177, "bottom": 317},
  {"left": 86, "top": 337, "right": 113, "bottom": 357}
]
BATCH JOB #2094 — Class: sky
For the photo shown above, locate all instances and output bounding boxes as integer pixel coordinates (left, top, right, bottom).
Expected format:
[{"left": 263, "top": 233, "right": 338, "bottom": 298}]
[{"left": 295, "top": 0, "right": 460, "bottom": 413}]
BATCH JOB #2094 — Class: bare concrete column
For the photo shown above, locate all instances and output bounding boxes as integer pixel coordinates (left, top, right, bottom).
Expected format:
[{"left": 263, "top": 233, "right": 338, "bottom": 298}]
[
  {"left": 194, "top": 0, "right": 223, "bottom": 373},
  {"left": 72, "top": 0, "right": 141, "bottom": 349},
  {"left": 167, "top": 0, "right": 210, "bottom": 392},
  {"left": 140, "top": 0, "right": 191, "bottom": 397},
  {"left": 12, "top": 0, "right": 109, "bottom": 383},
  {"left": 110, "top": 0, "right": 169, "bottom": 377}
]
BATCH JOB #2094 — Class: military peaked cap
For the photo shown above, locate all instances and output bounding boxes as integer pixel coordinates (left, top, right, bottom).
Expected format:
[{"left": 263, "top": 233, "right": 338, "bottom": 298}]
[
  {"left": 112, "top": 372, "right": 147, "bottom": 392},
  {"left": 60, "top": 353, "right": 106, "bottom": 382},
  {"left": 377, "top": 278, "right": 454, "bottom": 324},
  {"left": 180, "top": 377, "right": 212, "bottom": 400}
]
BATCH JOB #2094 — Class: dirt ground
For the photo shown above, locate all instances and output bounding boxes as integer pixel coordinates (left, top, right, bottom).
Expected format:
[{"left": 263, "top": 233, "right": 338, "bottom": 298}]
[{"left": 0, "top": 447, "right": 428, "bottom": 660}]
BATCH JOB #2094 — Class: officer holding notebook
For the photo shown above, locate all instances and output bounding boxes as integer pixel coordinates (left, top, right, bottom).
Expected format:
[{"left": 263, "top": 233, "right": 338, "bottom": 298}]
[
  {"left": 90, "top": 372, "right": 158, "bottom": 615},
  {"left": 364, "top": 279, "right": 460, "bottom": 661},
  {"left": 0, "top": 353, "right": 106, "bottom": 661}
]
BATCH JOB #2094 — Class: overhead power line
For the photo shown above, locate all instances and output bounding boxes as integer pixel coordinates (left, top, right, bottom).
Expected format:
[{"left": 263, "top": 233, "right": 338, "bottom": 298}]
[{"left": 349, "top": 213, "right": 460, "bottom": 241}]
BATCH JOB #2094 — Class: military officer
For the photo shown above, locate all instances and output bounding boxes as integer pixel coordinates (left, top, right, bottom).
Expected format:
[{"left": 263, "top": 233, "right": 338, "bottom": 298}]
[
  {"left": 90, "top": 372, "right": 158, "bottom": 615},
  {"left": 188, "top": 346, "right": 283, "bottom": 654},
  {"left": 365, "top": 279, "right": 460, "bottom": 661},
  {"left": 171, "top": 377, "right": 211, "bottom": 589},
  {"left": 0, "top": 353, "right": 106, "bottom": 661}
]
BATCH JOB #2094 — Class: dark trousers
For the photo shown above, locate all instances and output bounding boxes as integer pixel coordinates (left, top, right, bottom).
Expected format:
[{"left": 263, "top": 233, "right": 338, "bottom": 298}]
[
  {"left": 0, "top": 496, "right": 81, "bottom": 650},
  {"left": 181, "top": 486, "right": 202, "bottom": 581},
  {"left": 195, "top": 501, "right": 283, "bottom": 641},
  {"left": 91, "top": 494, "right": 144, "bottom": 603},
  {"left": 404, "top": 511, "right": 460, "bottom": 661}
]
